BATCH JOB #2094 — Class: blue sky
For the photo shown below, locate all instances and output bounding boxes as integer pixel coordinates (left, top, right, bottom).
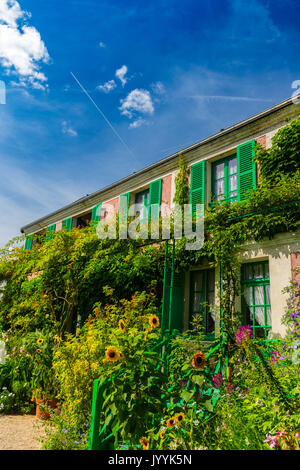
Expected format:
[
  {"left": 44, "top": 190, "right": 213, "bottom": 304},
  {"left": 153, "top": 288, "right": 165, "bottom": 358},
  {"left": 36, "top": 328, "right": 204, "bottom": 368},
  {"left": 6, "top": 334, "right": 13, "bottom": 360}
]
[{"left": 0, "top": 0, "right": 299, "bottom": 246}]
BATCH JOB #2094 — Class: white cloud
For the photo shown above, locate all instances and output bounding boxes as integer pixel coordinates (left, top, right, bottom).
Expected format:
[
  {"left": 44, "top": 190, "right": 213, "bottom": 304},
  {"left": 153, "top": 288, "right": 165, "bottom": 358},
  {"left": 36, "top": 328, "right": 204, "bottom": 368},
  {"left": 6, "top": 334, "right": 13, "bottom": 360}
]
[
  {"left": 151, "top": 81, "right": 165, "bottom": 95},
  {"left": 119, "top": 89, "right": 154, "bottom": 119},
  {"left": 0, "top": 0, "right": 28, "bottom": 27},
  {"left": 115, "top": 65, "right": 128, "bottom": 87},
  {"left": 62, "top": 121, "right": 77, "bottom": 137},
  {"left": 96, "top": 79, "right": 116, "bottom": 93},
  {"left": 99, "top": 41, "right": 106, "bottom": 48},
  {"left": 0, "top": 1, "right": 50, "bottom": 89},
  {"left": 129, "top": 117, "right": 145, "bottom": 129}
]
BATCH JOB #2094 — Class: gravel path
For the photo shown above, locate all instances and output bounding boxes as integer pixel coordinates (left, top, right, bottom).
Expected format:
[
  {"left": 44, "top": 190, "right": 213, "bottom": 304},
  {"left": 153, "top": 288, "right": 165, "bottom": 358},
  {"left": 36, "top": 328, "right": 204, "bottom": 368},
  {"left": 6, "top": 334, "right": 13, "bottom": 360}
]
[{"left": 0, "top": 415, "right": 46, "bottom": 450}]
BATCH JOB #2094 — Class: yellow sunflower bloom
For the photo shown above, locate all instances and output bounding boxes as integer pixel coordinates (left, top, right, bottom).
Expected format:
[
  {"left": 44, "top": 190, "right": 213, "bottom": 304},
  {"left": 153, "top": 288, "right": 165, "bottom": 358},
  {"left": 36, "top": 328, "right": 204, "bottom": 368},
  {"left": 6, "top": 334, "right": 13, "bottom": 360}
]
[
  {"left": 140, "top": 437, "right": 150, "bottom": 450},
  {"left": 175, "top": 412, "right": 184, "bottom": 424},
  {"left": 192, "top": 351, "right": 206, "bottom": 369},
  {"left": 104, "top": 346, "right": 120, "bottom": 362},
  {"left": 166, "top": 417, "right": 176, "bottom": 428},
  {"left": 36, "top": 338, "right": 44, "bottom": 345},
  {"left": 119, "top": 319, "right": 125, "bottom": 333},
  {"left": 160, "top": 431, "right": 165, "bottom": 439},
  {"left": 36, "top": 349, "right": 42, "bottom": 354},
  {"left": 149, "top": 314, "right": 159, "bottom": 329}
]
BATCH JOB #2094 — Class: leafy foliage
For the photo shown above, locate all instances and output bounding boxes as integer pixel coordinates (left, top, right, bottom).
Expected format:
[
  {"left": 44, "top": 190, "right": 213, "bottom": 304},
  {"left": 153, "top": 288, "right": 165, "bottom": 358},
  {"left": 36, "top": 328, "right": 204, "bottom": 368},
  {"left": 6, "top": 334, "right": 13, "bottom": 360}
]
[{"left": 254, "top": 116, "right": 300, "bottom": 183}]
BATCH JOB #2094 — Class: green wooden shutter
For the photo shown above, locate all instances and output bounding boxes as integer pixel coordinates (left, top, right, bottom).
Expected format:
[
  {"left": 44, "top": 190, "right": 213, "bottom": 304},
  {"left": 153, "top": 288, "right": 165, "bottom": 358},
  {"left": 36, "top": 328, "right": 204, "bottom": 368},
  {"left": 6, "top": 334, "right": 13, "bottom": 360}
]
[
  {"left": 62, "top": 217, "right": 73, "bottom": 231},
  {"left": 149, "top": 179, "right": 162, "bottom": 219},
  {"left": 91, "top": 202, "right": 102, "bottom": 226},
  {"left": 237, "top": 140, "right": 256, "bottom": 201},
  {"left": 170, "top": 272, "right": 185, "bottom": 331},
  {"left": 45, "top": 224, "right": 56, "bottom": 242},
  {"left": 162, "top": 265, "right": 171, "bottom": 331},
  {"left": 162, "top": 268, "right": 185, "bottom": 332},
  {"left": 190, "top": 161, "right": 205, "bottom": 215},
  {"left": 24, "top": 234, "right": 33, "bottom": 251},
  {"left": 119, "top": 192, "right": 130, "bottom": 217}
]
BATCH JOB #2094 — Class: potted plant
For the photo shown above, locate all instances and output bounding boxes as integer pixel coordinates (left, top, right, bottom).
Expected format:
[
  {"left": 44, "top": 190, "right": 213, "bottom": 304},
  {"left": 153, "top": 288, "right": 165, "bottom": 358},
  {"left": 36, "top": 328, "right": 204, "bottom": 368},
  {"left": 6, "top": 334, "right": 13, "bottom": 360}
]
[{"left": 25, "top": 330, "right": 59, "bottom": 419}]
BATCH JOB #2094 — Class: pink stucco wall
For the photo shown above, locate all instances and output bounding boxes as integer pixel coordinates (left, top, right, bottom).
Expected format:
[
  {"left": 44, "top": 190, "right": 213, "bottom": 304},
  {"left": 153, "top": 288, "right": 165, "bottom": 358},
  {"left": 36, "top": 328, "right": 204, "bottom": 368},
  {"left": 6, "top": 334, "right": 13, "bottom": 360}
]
[
  {"left": 256, "top": 135, "right": 266, "bottom": 182},
  {"left": 161, "top": 174, "right": 173, "bottom": 217},
  {"left": 55, "top": 221, "right": 62, "bottom": 231},
  {"left": 101, "top": 197, "right": 119, "bottom": 220},
  {"left": 291, "top": 252, "right": 300, "bottom": 284}
]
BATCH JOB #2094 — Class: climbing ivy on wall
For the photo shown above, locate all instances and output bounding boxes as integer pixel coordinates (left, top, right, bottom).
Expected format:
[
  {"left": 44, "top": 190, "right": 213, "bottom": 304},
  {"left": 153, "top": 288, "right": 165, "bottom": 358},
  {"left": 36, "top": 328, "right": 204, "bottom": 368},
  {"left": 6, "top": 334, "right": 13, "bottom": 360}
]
[
  {"left": 173, "top": 153, "right": 190, "bottom": 207},
  {"left": 254, "top": 116, "right": 300, "bottom": 183}
]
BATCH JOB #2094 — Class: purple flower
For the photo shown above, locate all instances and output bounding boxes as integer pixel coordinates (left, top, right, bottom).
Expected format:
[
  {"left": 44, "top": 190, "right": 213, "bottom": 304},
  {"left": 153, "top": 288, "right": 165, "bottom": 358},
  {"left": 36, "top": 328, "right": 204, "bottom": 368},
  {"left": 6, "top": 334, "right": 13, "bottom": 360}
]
[
  {"left": 226, "top": 384, "right": 234, "bottom": 394},
  {"left": 235, "top": 326, "right": 253, "bottom": 345},
  {"left": 212, "top": 373, "right": 223, "bottom": 388}
]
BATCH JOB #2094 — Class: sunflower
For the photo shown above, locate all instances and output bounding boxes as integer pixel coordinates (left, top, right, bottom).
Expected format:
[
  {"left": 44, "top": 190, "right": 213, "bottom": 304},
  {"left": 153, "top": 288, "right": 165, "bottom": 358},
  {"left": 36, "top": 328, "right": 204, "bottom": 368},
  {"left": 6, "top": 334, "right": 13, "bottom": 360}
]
[
  {"left": 192, "top": 351, "right": 206, "bottom": 369},
  {"left": 175, "top": 412, "right": 184, "bottom": 424},
  {"left": 119, "top": 319, "right": 125, "bottom": 333},
  {"left": 55, "top": 374, "right": 59, "bottom": 380},
  {"left": 36, "top": 349, "right": 42, "bottom": 354},
  {"left": 104, "top": 346, "right": 120, "bottom": 362},
  {"left": 139, "top": 437, "right": 150, "bottom": 450},
  {"left": 36, "top": 338, "right": 44, "bottom": 345},
  {"left": 160, "top": 431, "right": 165, "bottom": 439},
  {"left": 166, "top": 417, "right": 176, "bottom": 428},
  {"left": 149, "top": 314, "right": 159, "bottom": 329}
]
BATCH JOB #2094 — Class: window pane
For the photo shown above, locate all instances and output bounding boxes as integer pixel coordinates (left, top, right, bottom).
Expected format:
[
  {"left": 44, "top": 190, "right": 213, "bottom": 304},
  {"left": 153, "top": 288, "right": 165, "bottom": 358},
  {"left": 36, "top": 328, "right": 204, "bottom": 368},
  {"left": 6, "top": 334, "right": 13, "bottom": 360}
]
[
  {"left": 215, "top": 162, "right": 224, "bottom": 179},
  {"left": 265, "top": 284, "right": 270, "bottom": 305},
  {"left": 206, "top": 311, "right": 215, "bottom": 333},
  {"left": 253, "top": 263, "right": 264, "bottom": 279},
  {"left": 245, "top": 305, "right": 252, "bottom": 324},
  {"left": 207, "top": 291, "right": 215, "bottom": 309},
  {"left": 229, "top": 174, "right": 237, "bottom": 192},
  {"left": 266, "top": 306, "right": 272, "bottom": 325},
  {"left": 254, "top": 307, "right": 265, "bottom": 326},
  {"left": 243, "top": 286, "right": 253, "bottom": 306},
  {"left": 215, "top": 179, "right": 224, "bottom": 196},
  {"left": 229, "top": 158, "right": 237, "bottom": 175},
  {"left": 243, "top": 264, "right": 252, "bottom": 281},
  {"left": 207, "top": 270, "right": 215, "bottom": 290},
  {"left": 254, "top": 328, "right": 265, "bottom": 339},
  {"left": 192, "top": 292, "right": 203, "bottom": 313},
  {"left": 254, "top": 285, "right": 264, "bottom": 305},
  {"left": 264, "top": 263, "right": 269, "bottom": 279},
  {"left": 136, "top": 192, "right": 144, "bottom": 204},
  {"left": 192, "top": 272, "right": 203, "bottom": 291}
]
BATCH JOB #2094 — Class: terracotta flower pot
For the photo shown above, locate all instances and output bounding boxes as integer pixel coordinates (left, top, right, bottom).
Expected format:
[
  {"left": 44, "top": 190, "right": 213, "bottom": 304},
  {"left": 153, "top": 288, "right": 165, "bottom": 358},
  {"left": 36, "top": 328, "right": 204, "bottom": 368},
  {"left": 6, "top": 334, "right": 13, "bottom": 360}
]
[{"left": 35, "top": 398, "right": 57, "bottom": 420}]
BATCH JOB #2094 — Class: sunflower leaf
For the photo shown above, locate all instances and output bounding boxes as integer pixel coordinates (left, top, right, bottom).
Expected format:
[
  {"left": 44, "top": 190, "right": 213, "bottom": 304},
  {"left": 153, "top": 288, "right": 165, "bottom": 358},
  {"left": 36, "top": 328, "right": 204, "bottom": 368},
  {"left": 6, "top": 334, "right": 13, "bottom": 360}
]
[{"left": 181, "top": 390, "right": 194, "bottom": 402}]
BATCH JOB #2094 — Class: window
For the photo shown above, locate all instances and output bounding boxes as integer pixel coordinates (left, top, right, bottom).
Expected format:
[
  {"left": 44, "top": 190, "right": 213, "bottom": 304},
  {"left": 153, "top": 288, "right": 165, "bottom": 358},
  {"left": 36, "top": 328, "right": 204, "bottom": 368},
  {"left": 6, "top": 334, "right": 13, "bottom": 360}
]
[
  {"left": 241, "top": 261, "right": 271, "bottom": 339},
  {"left": 76, "top": 212, "right": 92, "bottom": 228},
  {"left": 212, "top": 155, "right": 238, "bottom": 204},
  {"left": 134, "top": 189, "right": 149, "bottom": 220},
  {"left": 189, "top": 269, "right": 215, "bottom": 339}
]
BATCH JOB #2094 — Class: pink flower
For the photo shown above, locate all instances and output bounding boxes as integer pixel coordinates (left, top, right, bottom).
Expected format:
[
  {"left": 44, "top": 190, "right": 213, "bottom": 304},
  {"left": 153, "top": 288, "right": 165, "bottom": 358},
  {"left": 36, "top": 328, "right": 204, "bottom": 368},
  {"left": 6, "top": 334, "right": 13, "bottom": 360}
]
[
  {"left": 236, "top": 326, "right": 253, "bottom": 345},
  {"left": 264, "top": 434, "right": 280, "bottom": 449}
]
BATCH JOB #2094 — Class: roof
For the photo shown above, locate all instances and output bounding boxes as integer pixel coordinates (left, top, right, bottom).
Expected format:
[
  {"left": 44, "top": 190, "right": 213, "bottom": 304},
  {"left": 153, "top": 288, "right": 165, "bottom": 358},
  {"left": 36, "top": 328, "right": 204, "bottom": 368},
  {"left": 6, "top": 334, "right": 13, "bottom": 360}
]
[{"left": 20, "top": 94, "right": 300, "bottom": 235}]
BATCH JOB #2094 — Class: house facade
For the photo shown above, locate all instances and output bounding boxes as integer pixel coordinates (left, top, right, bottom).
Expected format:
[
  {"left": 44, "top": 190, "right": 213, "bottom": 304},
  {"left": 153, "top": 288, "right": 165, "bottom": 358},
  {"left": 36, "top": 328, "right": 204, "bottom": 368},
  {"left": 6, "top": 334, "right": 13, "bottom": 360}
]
[{"left": 21, "top": 96, "right": 300, "bottom": 339}]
